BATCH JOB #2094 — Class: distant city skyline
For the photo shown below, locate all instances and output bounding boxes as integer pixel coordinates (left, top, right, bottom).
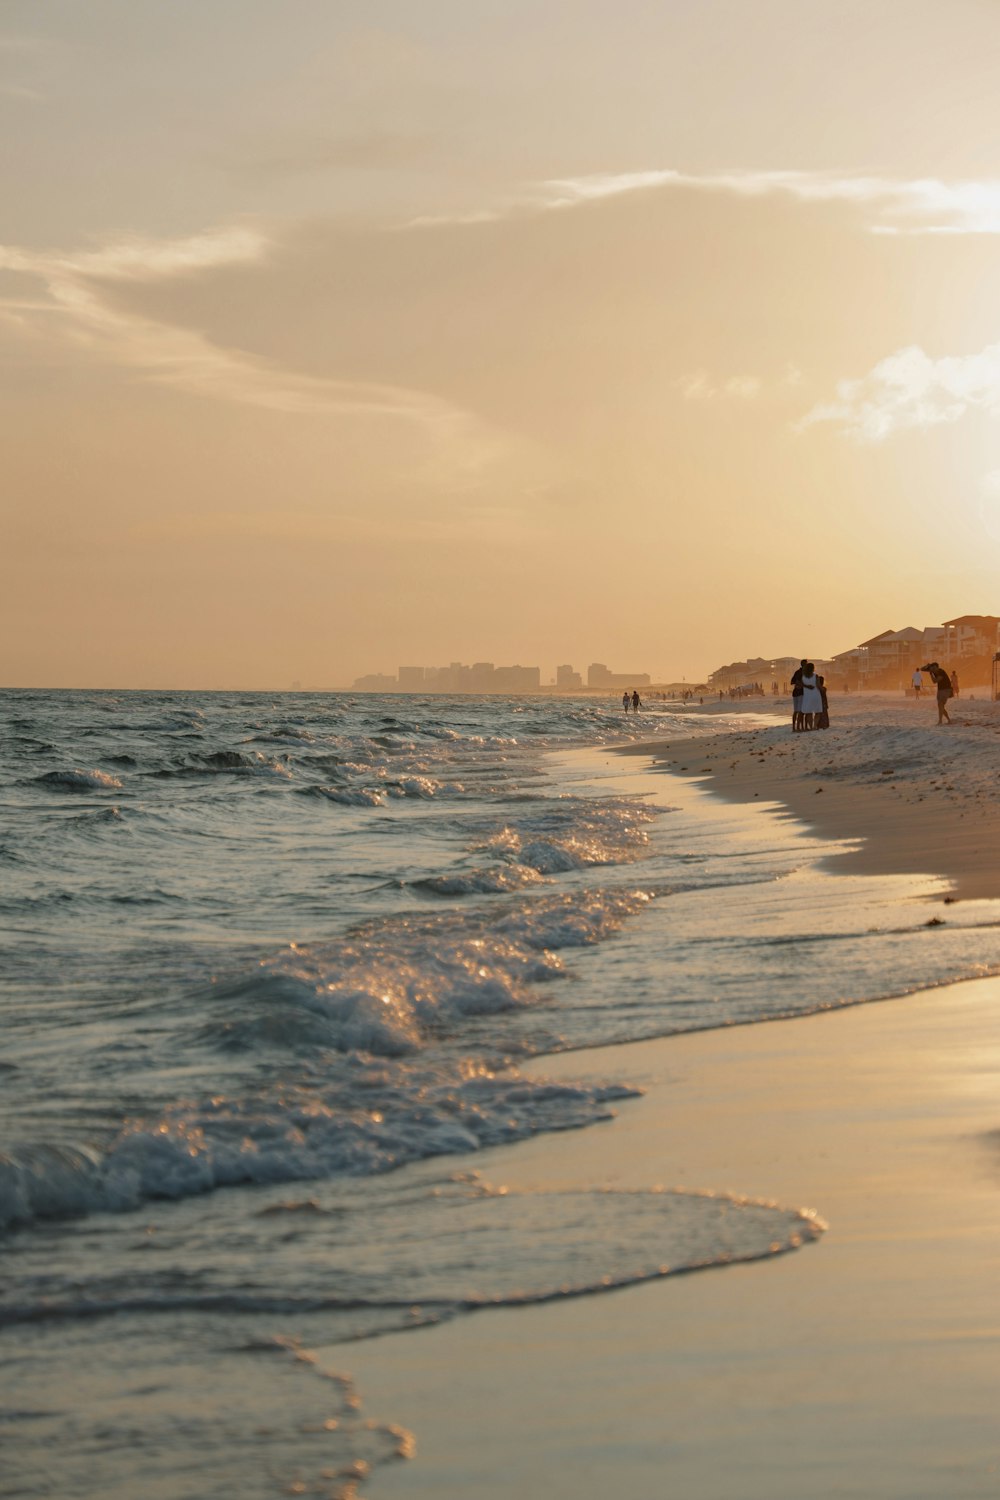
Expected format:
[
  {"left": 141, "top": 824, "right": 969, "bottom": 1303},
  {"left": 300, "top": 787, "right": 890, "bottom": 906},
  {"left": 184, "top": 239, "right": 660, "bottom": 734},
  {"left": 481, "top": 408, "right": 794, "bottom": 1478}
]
[
  {"left": 352, "top": 660, "right": 656, "bottom": 693},
  {"left": 351, "top": 660, "right": 654, "bottom": 692}
]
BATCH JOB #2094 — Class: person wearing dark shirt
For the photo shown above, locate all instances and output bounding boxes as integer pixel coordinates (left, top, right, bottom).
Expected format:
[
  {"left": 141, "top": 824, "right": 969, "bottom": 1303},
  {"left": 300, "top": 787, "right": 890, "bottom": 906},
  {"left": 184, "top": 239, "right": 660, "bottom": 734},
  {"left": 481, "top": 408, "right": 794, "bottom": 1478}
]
[
  {"left": 816, "top": 673, "right": 830, "bottom": 729},
  {"left": 790, "top": 658, "right": 808, "bottom": 732},
  {"left": 919, "top": 662, "right": 953, "bottom": 725}
]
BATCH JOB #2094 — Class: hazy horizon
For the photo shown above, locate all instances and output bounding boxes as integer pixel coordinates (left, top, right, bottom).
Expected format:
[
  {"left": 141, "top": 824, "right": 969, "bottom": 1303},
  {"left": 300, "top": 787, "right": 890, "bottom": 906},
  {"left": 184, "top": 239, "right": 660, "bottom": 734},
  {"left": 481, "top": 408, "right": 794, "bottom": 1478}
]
[{"left": 6, "top": 1, "right": 1000, "bottom": 689}]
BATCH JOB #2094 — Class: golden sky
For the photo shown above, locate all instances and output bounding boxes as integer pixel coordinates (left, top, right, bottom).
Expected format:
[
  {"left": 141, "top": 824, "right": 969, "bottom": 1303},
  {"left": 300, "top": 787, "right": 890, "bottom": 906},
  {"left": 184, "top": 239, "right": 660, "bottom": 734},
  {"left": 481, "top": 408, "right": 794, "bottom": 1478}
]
[{"left": 5, "top": 0, "right": 1000, "bottom": 688}]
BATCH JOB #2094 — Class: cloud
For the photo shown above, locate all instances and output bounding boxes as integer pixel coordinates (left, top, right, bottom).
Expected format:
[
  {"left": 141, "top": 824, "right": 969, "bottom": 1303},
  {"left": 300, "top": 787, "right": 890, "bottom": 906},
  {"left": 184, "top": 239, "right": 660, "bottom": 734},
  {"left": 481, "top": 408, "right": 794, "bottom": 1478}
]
[
  {"left": 677, "top": 370, "right": 761, "bottom": 401},
  {"left": 800, "top": 343, "right": 1000, "bottom": 441},
  {"left": 61, "top": 227, "right": 268, "bottom": 281},
  {"left": 0, "top": 227, "right": 473, "bottom": 427},
  {"left": 541, "top": 169, "right": 1000, "bottom": 235},
  {"left": 421, "top": 167, "right": 1000, "bottom": 237}
]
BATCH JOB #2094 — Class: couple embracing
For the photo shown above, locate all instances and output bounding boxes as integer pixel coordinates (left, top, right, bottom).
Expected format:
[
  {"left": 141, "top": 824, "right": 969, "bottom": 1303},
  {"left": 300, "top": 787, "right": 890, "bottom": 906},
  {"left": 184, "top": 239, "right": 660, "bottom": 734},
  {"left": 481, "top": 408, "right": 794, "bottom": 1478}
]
[{"left": 791, "top": 659, "right": 829, "bottom": 732}]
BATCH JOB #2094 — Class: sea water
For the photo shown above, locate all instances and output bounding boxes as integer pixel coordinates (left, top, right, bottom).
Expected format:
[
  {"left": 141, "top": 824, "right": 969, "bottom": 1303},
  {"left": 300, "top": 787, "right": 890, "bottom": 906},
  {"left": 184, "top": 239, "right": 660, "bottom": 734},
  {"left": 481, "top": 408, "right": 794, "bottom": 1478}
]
[{"left": 4, "top": 690, "right": 1000, "bottom": 1498}]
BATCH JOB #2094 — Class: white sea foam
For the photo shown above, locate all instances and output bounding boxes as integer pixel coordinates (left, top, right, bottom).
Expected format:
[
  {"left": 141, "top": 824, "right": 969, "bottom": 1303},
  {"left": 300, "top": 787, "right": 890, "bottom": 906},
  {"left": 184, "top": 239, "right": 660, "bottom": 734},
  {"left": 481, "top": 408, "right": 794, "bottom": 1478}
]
[{"left": 0, "top": 1069, "right": 638, "bottom": 1227}]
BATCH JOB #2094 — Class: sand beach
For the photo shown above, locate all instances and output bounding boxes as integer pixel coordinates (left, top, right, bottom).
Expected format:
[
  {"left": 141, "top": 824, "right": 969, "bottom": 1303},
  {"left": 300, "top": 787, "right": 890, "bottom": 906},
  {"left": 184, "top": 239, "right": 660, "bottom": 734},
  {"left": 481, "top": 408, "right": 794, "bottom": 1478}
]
[
  {"left": 626, "top": 691, "right": 1000, "bottom": 899},
  {"left": 342, "top": 698, "right": 1000, "bottom": 1499}
]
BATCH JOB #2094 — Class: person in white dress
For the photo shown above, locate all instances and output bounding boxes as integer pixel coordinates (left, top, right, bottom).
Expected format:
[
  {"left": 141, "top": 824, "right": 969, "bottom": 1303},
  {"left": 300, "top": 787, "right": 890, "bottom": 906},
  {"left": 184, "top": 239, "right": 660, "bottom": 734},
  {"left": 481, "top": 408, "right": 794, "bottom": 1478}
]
[{"left": 798, "top": 663, "right": 823, "bottom": 729}]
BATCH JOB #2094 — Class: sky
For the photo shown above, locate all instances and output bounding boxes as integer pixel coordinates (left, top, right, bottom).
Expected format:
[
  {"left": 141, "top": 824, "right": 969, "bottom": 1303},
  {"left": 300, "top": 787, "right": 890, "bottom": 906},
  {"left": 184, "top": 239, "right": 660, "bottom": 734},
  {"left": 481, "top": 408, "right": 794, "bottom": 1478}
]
[{"left": 5, "top": 0, "right": 1000, "bottom": 688}]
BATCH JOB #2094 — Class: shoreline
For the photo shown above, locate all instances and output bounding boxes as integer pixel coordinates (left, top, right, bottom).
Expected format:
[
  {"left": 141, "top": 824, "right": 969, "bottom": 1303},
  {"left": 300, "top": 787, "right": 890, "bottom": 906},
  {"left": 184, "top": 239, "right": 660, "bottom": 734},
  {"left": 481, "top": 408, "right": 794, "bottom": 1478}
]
[
  {"left": 623, "top": 692, "right": 1000, "bottom": 900},
  {"left": 334, "top": 733, "right": 1000, "bottom": 1499}
]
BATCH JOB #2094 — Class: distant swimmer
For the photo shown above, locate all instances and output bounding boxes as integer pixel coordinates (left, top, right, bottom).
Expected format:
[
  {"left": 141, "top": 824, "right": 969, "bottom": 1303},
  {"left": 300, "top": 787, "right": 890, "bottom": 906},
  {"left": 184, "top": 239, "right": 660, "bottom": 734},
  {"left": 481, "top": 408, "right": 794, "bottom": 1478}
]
[
  {"left": 911, "top": 668, "right": 922, "bottom": 697},
  {"left": 631, "top": 689, "right": 642, "bottom": 713},
  {"left": 622, "top": 690, "right": 630, "bottom": 714}
]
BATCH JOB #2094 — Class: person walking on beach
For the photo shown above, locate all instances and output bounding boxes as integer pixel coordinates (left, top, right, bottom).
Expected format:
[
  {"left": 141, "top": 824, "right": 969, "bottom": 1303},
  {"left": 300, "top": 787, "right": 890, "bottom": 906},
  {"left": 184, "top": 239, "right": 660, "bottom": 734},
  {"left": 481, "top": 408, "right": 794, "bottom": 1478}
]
[
  {"left": 622, "top": 691, "right": 630, "bottom": 715},
  {"left": 631, "top": 689, "right": 642, "bottom": 714},
  {"left": 911, "top": 667, "right": 923, "bottom": 697},
  {"left": 950, "top": 668, "right": 960, "bottom": 697},
  {"left": 920, "top": 662, "right": 953, "bottom": 724}
]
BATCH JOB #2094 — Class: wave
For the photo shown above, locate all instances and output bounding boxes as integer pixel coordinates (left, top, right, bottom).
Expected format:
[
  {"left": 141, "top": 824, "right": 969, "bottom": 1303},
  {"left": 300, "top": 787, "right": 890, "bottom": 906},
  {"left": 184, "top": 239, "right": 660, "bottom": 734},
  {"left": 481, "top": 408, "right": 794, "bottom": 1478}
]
[
  {"left": 299, "top": 784, "right": 387, "bottom": 806},
  {"left": 32, "top": 768, "right": 123, "bottom": 792},
  {"left": 0, "top": 1184, "right": 824, "bottom": 1330},
  {"left": 0, "top": 1074, "right": 638, "bottom": 1230},
  {"left": 414, "top": 865, "right": 546, "bottom": 895},
  {"left": 0, "top": 879, "right": 660, "bottom": 1232}
]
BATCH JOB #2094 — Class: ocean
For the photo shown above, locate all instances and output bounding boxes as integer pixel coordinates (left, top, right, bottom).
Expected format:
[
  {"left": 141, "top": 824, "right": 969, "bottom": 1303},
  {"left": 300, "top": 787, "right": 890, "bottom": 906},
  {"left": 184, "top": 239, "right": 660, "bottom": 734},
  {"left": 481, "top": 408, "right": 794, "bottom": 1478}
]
[{"left": 4, "top": 690, "right": 1000, "bottom": 1498}]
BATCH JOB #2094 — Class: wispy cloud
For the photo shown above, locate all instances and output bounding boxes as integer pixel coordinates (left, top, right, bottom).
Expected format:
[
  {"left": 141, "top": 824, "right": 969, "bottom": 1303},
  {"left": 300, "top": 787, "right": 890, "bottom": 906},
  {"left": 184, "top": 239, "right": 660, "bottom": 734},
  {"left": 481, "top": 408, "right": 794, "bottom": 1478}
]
[
  {"left": 57, "top": 227, "right": 268, "bottom": 281},
  {"left": 419, "top": 167, "right": 1000, "bottom": 236},
  {"left": 800, "top": 343, "right": 1000, "bottom": 441},
  {"left": 677, "top": 370, "right": 761, "bottom": 401},
  {"left": 0, "top": 227, "right": 470, "bottom": 426},
  {"left": 540, "top": 169, "right": 1000, "bottom": 235}
]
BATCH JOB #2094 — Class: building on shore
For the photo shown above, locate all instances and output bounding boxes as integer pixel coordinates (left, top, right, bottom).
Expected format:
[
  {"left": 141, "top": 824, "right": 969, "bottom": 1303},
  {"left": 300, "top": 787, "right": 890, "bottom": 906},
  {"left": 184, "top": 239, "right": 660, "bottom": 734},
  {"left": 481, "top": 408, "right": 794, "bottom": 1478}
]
[
  {"left": 710, "top": 614, "right": 1000, "bottom": 695},
  {"left": 708, "top": 657, "right": 808, "bottom": 694},
  {"left": 351, "top": 662, "right": 542, "bottom": 692},
  {"left": 830, "top": 617, "right": 1000, "bottom": 689},
  {"left": 587, "top": 663, "right": 651, "bottom": 689}
]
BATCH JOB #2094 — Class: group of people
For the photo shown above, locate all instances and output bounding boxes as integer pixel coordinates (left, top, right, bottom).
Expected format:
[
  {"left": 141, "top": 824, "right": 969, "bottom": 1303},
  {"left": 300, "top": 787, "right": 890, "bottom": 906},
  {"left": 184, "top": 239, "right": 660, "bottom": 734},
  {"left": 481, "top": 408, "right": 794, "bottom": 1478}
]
[
  {"left": 790, "top": 660, "right": 829, "bottom": 731},
  {"left": 622, "top": 689, "right": 642, "bottom": 714},
  {"left": 719, "top": 682, "right": 770, "bottom": 700},
  {"left": 912, "top": 662, "right": 957, "bottom": 725}
]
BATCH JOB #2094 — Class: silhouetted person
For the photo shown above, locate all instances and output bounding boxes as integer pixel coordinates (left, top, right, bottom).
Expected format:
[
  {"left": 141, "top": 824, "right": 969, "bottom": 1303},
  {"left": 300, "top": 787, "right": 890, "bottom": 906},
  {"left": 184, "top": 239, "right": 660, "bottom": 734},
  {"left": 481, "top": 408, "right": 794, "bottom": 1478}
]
[
  {"left": 622, "top": 691, "right": 630, "bottom": 714},
  {"left": 631, "top": 689, "right": 641, "bottom": 713},
  {"left": 816, "top": 673, "right": 830, "bottom": 729},
  {"left": 790, "top": 658, "right": 807, "bottom": 731},
  {"left": 920, "top": 662, "right": 953, "bottom": 724}
]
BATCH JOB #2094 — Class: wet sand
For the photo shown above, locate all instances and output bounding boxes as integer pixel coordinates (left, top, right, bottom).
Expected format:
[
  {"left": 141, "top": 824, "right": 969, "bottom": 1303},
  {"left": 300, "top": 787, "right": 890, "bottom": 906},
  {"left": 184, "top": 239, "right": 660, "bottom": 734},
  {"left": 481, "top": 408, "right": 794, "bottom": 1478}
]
[{"left": 343, "top": 977, "right": 1000, "bottom": 1499}]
